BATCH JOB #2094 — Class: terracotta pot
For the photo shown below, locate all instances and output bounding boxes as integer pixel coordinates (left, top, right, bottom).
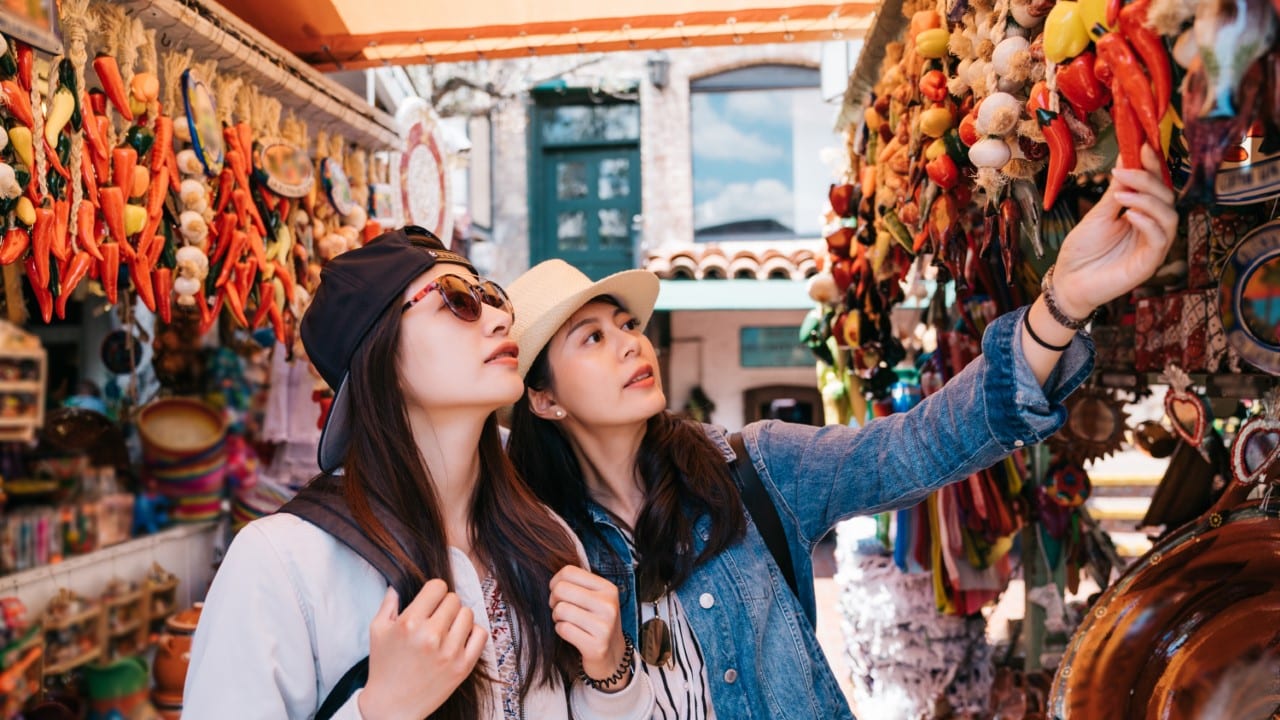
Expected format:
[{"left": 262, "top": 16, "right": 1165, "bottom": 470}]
[
  {"left": 1050, "top": 482, "right": 1280, "bottom": 719},
  {"left": 153, "top": 603, "right": 202, "bottom": 697}
]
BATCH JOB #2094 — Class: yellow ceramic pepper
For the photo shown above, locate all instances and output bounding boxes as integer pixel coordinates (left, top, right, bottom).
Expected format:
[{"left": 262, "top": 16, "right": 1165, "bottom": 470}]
[
  {"left": 916, "top": 28, "right": 951, "bottom": 59},
  {"left": 1044, "top": 1, "right": 1091, "bottom": 63},
  {"left": 43, "top": 88, "right": 74, "bottom": 146},
  {"left": 7, "top": 126, "right": 32, "bottom": 169},
  {"left": 1078, "top": 0, "right": 1115, "bottom": 39}
]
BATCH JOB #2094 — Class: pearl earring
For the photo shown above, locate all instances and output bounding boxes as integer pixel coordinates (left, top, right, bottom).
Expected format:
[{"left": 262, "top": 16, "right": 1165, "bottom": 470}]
[{"left": 555, "top": 410, "right": 565, "bottom": 418}]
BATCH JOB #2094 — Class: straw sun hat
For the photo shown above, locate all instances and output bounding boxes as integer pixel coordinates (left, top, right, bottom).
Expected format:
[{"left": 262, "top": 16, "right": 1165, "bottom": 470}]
[{"left": 508, "top": 260, "right": 660, "bottom": 378}]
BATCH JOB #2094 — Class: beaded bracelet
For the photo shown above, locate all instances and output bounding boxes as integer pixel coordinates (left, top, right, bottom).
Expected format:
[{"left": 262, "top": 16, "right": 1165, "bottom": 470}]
[
  {"left": 580, "top": 634, "right": 635, "bottom": 691},
  {"left": 1041, "top": 265, "right": 1095, "bottom": 332}
]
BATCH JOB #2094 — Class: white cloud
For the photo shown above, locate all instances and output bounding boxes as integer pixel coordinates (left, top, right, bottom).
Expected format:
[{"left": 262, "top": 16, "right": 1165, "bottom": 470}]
[
  {"left": 691, "top": 95, "right": 785, "bottom": 164},
  {"left": 694, "top": 177, "right": 725, "bottom": 196},
  {"left": 695, "top": 178, "right": 794, "bottom": 229},
  {"left": 724, "top": 92, "right": 792, "bottom": 126}
]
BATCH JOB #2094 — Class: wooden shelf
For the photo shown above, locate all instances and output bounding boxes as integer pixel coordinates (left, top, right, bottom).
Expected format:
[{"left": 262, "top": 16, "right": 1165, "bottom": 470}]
[
  {"left": 0, "top": 416, "right": 39, "bottom": 427},
  {"left": 43, "top": 606, "right": 100, "bottom": 631},
  {"left": 0, "top": 381, "right": 41, "bottom": 392},
  {"left": 44, "top": 646, "right": 101, "bottom": 675},
  {"left": 107, "top": 617, "right": 145, "bottom": 637},
  {"left": 1094, "top": 370, "right": 1279, "bottom": 399},
  {"left": 103, "top": 589, "right": 146, "bottom": 607}
]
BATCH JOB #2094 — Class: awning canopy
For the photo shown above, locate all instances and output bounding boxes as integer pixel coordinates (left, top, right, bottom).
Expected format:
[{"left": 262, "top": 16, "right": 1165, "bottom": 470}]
[
  {"left": 217, "top": 0, "right": 876, "bottom": 70},
  {"left": 656, "top": 279, "right": 815, "bottom": 311}
]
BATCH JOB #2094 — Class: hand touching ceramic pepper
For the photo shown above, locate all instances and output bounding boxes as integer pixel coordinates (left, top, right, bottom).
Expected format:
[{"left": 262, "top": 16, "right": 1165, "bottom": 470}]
[
  {"left": 1050, "top": 143, "right": 1177, "bottom": 321},
  {"left": 360, "top": 581, "right": 488, "bottom": 720}
]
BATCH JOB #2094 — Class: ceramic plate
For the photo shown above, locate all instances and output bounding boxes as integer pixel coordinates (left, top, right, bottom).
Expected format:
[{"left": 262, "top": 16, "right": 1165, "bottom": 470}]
[
  {"left": 180, "top": 69, "right": 223, "bottom": 177},
  {"left": 1219, "top": 219, "right": 1280, "bottom": 375}
]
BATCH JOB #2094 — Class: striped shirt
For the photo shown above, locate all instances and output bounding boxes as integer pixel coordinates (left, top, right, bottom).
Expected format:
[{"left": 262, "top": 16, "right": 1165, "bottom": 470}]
[{"left": 621, "top": 530, "right": 717, "bottom": 719}]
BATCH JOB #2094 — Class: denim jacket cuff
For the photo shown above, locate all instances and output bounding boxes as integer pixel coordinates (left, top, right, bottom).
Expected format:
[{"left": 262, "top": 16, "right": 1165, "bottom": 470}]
[{"left": 982, "top": 305, "right": 1095, "bottom": 451}]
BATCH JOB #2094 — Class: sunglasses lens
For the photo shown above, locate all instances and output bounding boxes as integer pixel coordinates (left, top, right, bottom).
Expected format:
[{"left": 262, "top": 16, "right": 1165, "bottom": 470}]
[
  {"left": 437, "top": 275, "right": 482, "bottom": 321},
  {"left": 479, "top": 281, "right": 513, "bottom": 314},
  {"left": 640, "top": 616, "right": 673, "bottom": 667}
]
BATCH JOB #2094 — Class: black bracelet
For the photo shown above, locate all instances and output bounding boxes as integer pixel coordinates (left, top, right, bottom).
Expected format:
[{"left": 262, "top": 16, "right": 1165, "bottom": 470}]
[
  {"left": 1023, "top": 309, "right": 1072, "bottom": 352},
  {"left": 579, "top": 634, "right": 635, "bottom": 691}
]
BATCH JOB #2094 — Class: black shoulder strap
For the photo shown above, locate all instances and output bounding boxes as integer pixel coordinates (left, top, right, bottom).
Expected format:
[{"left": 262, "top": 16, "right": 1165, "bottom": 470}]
[
  {"left": 278, "top": 476, "right": 410, "bottom": 720},
  {"left": 727, "top": 432, "right": 799, "bottom": 599}
]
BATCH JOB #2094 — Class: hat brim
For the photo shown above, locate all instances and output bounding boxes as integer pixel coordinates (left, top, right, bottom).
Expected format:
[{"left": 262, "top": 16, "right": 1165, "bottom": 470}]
[
  {"left": 316, "top": 370, "right": 352, "bottom": 473},
  {"left": 515, "top": 269, "right": 660, "bottom": 378}
]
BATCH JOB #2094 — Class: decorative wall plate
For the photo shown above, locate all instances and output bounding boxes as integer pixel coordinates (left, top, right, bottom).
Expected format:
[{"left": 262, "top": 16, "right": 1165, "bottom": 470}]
[
  {"left": 180, "top": 69, "right": 223, "bottom": 178},
  {"left": 400, "top": 120, "right": 453, "bottom": 244},
  {"left": 1048, "top": 386, "right": 1128, "bottom": 464},
  {"left": 320, "top": 157, "right": 356, "bottom": 217},
  {"left": 1220, "top": 219, "right": 1280, "bottom": 375},
  {"left": 253, "top": 138, "right": 314, "bottom": 198}
]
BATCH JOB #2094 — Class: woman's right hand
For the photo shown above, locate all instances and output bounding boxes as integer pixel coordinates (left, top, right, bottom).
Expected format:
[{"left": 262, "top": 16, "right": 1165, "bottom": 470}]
[{"left": 359, "top": 580, "right": 487, "bottom": 719}]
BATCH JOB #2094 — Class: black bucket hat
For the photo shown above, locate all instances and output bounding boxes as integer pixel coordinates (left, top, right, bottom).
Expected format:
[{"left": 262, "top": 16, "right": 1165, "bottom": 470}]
[{"left": 300, "top": 226, "right": 475, "bottom": 472}]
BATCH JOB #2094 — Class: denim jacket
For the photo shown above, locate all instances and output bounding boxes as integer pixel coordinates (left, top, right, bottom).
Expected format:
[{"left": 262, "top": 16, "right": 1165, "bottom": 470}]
[{"left": 576, "top": 306, "right": 1095, "bottom": 719}]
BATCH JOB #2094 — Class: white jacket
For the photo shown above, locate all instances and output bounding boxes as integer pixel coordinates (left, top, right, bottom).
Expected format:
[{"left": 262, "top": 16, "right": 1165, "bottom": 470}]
[{"left": 183, "top": 512, "right": 654, "bottom": 719}]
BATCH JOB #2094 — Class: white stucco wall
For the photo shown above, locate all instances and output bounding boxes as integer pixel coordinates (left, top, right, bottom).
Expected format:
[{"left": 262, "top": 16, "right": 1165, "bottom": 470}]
[{"left": 667, "top": 309, "right": 818, "bottom": 432}]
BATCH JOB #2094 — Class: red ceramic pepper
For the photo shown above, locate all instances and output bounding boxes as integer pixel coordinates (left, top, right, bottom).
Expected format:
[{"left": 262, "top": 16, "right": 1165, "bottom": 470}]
[
  {"left": 152, "top": 266, "right": 172, "bottom": 324},
  {"left": 0, "top": 227, "right": 29, "bottom": 265},
  {"left": 76, "top": 201, "right": 102, "bottom": 261},
  {"left": 1028, "top": 81, "right": 1077, "bottom": 211},
  {"left": 15, "top": 42, "right": 32, "bottom": 92},
  {"left": 56, "top": 251, "right": 92, "bottom": 319},
  {"left": 24, "top": 255, "right": 51, "bottom": 323},
  {"left": 31, "top": 206, "right": 53, "bottom": 287},
  {"left": 1096, "top": 33, "right": 1162, "bottom": 157},
  {"left": 926, "top": 153, "right": 960, "bottom": 189},
  {"left": 100, "top": 242, "right": 120, "bottom": 305},
  {"left": 1057, "top": 52, "right": 1111, "bottom": 119},
  {"left": 1118, "top": 0, "right": 1171, "bottom": 119},
  {"left": 919, "top": 70, "right": 949, "bottom": 103},
  {"left": 129, "top": 253, "right": 156, "bottom": 312},
  {"left": 92, "top": 54, "right": 133, "bottom": 121}
]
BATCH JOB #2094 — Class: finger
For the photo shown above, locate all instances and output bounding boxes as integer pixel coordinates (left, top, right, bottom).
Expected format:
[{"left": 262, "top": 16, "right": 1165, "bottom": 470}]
[
  {"left": 1124, "top": 209, "right": 1175, "bottom": 253},
  {"left": 444, "top": 606, "right": 476, "bottom": 654},
  {"left": 462, "top": 623, "right": 488, "bottom": 666},
  {"left": 404, "top": 578, "right": 449, "bottom": 621},
  {"left": 553, "top": 601, "right": 610, "bottom": 637},
  {"left": 550, "top": 582, "right": 614, "bottom": 615},
  {"left": 1113, "top": 190, "right": 1175, "bottom": 231},
  {"left": 425, "top": 592, "right": 464, "bottom": 637},
  {"left": 550, "top": 565, "right": 613, "bottom": 593},
  {"left": 1112, "top": 160, "right": 1175, "bottom": 206},
  {"left": 378, "top": 586, "right": 399, "bottom": 621},
  {"left": 554, "top": 620, "right": 594, "bottom": 652}
]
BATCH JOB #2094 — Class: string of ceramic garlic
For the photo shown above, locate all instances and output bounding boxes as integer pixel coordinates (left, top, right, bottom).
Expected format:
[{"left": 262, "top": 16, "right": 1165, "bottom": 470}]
[{"left": 60, "top": 0, "right": 94, "bottom": 247}]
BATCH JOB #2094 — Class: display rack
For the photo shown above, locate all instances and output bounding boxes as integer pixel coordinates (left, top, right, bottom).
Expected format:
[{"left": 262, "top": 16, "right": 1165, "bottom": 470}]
[{"left": 0, "top": 345, "right": 46, "bottom": 442}]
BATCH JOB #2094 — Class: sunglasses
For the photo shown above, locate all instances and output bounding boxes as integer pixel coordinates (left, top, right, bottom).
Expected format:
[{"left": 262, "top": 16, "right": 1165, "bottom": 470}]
[{"left": 402, "top": 274, "right": 514, "bottom": 322}]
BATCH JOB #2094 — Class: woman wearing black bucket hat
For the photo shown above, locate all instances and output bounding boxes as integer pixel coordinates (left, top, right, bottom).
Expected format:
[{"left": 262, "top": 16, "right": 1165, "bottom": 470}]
[{"left": 184, "top": 227, "right": 653, "bottom": 719}]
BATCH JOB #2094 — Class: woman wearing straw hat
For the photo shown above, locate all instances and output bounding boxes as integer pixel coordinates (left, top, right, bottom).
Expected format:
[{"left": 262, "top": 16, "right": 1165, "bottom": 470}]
[
  {"left": 505, "top": 146, "right": 1177, "bottom": 718},
  {"left": 184, "top": 227, "right": 653, "bottom": 719}
]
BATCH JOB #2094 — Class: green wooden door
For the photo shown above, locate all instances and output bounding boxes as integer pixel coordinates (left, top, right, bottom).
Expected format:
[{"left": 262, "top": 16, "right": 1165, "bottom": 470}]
[{"left": 538, "top": 146, "right": 641, "bottom": 279}]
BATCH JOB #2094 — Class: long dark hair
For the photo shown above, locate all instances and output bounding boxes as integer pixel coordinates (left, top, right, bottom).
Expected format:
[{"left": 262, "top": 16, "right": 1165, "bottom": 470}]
[
  {"left": 339, "top": 301, "right": 581, "bottom": 719},
  {"left": 508, "top": 332, "right": 746, "bottom": 602}
]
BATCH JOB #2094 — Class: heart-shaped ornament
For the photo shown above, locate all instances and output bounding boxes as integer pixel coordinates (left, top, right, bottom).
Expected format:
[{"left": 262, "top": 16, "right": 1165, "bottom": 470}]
[
  {"left": 1164, "top": 391, "right": 1207, "bottom": 448},
  {"left": 1231, "top": 414, "right": 1280, "bottom": 484}
]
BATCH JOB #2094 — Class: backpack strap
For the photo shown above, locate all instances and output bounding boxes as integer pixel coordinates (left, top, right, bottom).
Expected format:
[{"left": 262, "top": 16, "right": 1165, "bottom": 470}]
[
  {"left": 278, "top": 475, "right": 413, "bottom": 720},
  {"left": 727, "top": 432, "right": 799, "bottom": 599}
]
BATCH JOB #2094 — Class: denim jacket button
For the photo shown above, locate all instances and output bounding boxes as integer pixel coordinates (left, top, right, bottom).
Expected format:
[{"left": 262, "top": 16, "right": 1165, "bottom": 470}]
[
  {"left": 723, "top": 669, "right": 738, "bottom": 684},
  {"left": 699, "top": 593, "right": 715, "bottom": 609}
]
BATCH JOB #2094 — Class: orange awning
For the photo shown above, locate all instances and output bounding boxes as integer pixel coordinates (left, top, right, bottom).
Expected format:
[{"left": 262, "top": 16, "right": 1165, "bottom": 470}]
[{"left": 217, "top": 0, "right": 876, "bottom": 70}]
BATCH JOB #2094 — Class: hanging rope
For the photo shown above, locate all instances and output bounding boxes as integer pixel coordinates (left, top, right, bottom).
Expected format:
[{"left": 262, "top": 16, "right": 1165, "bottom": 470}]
[
  {"left": 161, "top": 49, "right": 193, "bottom": 117},
  {"left": 60, "top": 0, "right": 95, "bottom": 249}
]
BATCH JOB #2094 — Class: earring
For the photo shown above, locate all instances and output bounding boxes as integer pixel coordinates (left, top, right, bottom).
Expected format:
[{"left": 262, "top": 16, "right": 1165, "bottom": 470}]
[{"left": 555, "top": 410, "right": 566, "bottom": 418}]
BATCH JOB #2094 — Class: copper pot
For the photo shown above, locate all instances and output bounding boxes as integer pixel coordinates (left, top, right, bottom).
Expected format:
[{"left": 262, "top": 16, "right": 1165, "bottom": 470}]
[
  {"left": 1050, "top": 482, "right": 1280, "bottom": 719},
  {"left": 153, "top": 603, "right": 202, "bottom": 699}
]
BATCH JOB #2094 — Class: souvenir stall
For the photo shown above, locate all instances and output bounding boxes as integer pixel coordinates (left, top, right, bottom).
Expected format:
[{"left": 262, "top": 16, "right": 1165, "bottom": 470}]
[
  {"left": 0, "top": 0, "right": 428, "bottom": 713},
  {"left": 811, "top": 0, "right": 1280, "bottom": 716}
]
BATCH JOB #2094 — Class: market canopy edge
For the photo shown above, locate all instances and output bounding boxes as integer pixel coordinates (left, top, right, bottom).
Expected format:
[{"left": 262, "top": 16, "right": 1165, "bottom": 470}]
[{"left": 216, "top": 0, "right": 877, "bottom": 69}]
